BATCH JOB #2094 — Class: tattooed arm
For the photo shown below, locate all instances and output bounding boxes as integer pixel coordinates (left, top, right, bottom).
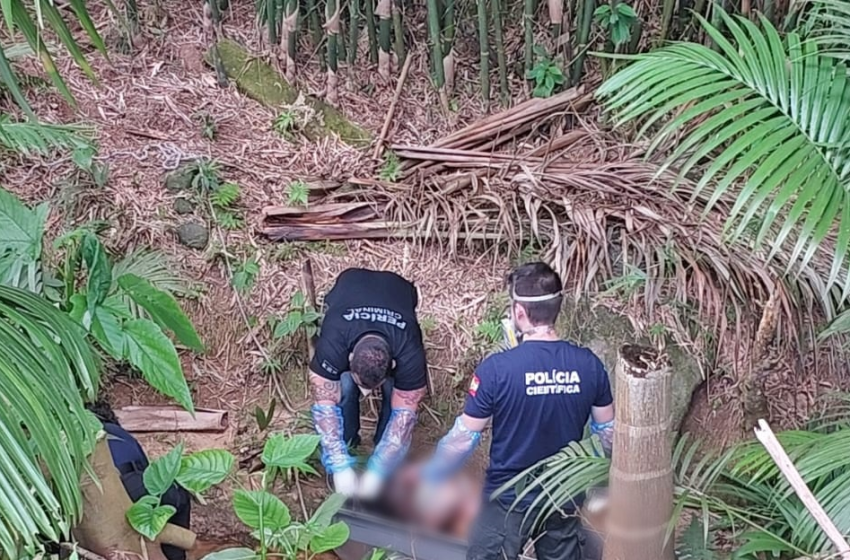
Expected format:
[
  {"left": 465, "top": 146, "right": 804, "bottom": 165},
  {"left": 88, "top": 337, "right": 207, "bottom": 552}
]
[
  {"left": 391, "top": 386, "right": 427, "bottom": 411},
  {"left": 310, "top": 370, "right": 341, "bottom": 405},
  {"left": 591, "top": 404, "right": 615, "bottom": 458},
  {"left": 309, "top": 370, "right": 355, "bottom": 478}
]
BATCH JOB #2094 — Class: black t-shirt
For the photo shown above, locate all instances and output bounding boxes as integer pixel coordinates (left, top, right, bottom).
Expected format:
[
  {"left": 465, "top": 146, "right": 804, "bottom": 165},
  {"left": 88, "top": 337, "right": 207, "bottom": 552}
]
[
  {"left": 464, "top": 340, "right": 613, "bottom": 506},
  {"left": 310, "top": 268, "right": 427, "bottom": 391}
]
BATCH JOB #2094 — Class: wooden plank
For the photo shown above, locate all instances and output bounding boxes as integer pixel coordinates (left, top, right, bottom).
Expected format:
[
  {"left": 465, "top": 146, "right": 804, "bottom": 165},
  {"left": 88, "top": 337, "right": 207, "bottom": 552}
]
[
  {"left": 114, "top": 407, "right": 228, "bottom": 432},
  {"left": 754, "top": 419, "right": 850, "bottom": 560}
]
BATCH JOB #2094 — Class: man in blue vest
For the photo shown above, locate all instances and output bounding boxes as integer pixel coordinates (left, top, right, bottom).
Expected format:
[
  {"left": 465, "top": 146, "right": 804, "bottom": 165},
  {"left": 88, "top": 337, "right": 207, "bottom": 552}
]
[{"left": 419, "top": 262, "right": 615, "bottom": 560}]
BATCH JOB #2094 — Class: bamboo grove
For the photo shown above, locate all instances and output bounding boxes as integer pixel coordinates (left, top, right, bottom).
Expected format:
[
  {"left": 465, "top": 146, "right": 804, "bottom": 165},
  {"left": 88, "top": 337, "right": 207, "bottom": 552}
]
[{"left": 237, "top": 0, "right": 798, "bottom": 105}]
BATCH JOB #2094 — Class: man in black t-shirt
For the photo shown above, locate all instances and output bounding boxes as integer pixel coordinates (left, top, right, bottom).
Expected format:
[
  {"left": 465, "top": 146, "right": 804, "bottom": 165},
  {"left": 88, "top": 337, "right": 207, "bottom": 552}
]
[
  {"left": 310, "top": 268, "right": 428, "bottom": 500},
  {"left": 419, "top": 262, "right": 615, "bottom": 560}
]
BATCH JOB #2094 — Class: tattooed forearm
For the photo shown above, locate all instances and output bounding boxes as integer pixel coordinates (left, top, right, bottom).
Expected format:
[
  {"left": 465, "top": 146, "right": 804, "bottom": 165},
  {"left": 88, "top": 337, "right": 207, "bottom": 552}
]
[
  {"left": 311, "top": 373, "right": 340, "bottom": 403},
  {"left": 393, "top": 386, "right": 427, "bottom": 409}
]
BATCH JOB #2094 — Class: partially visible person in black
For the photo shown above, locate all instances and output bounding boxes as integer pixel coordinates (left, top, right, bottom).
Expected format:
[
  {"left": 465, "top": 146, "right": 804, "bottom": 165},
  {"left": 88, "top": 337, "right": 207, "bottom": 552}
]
[{"left": 86, "top": 401, "right": 191, "bottom": 560}]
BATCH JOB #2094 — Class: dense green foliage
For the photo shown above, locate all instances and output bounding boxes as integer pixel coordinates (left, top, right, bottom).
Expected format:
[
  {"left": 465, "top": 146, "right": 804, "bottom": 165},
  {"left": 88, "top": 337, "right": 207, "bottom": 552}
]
[
  {"left": 0, "top": 285, "right": 102, "bottom": 559},
  {"left": 0, "top": 187, "right": 203, "bottom": 411}
]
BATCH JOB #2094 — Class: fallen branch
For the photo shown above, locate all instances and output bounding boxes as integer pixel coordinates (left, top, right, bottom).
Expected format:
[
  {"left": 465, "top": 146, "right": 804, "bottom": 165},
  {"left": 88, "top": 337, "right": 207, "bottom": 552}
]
[
  {"left": 374, "top": 54, "right": 415, "bottom": 160},
  {"left": 754, "top": 420, "right": 850, "bottom": 560}
]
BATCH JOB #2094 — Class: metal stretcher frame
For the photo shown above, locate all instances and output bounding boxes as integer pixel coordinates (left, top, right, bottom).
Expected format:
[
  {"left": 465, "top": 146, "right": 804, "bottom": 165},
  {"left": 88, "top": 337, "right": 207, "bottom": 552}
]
[{"left": 333, "top": 506, "right": 604, "bottom": 560}]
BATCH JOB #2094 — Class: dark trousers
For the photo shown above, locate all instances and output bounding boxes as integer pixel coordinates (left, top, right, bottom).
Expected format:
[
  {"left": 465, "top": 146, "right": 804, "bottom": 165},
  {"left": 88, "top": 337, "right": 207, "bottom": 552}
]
[
  {"left": 467, "top": 499, "right": 583, "bottom": 560},
  {"left": 339, "top": 371, "right": 394, "bottom": 447}
]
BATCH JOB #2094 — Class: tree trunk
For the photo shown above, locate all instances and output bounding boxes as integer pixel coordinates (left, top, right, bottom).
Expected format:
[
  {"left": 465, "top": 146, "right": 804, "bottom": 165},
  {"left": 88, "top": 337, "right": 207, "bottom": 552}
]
[{"left": 603, "top": 345, "right": 675, "bottom": 560}]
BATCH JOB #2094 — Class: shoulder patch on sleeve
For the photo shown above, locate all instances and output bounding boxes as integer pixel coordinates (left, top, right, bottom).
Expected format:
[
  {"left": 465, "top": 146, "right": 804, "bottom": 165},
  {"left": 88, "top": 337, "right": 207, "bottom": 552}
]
[{"left": 468, "top": 374, "right": 481, "bottom": 397}]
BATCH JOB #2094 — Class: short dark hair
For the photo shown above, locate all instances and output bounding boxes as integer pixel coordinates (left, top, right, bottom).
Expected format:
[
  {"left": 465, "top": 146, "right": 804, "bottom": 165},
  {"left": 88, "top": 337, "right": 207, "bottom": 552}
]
[
  {"left": 351, "top": 335, "right": 391, "bottom": 389},
  {"left": 507, "top": 262, "right": 563, "bottom": 326}
]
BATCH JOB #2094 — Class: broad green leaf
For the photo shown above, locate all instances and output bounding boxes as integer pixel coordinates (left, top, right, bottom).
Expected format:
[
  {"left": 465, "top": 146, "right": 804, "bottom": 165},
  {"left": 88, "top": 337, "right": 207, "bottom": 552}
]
[
  {"left": 123, "top": 319, "right": 194, "bottom": 413},
  {"left": 144, "top": 443, "right": 184, "bottom": 497},
  {"left": 177, "top": 449, "right": 235, "bottom": 494},
  {"left": 82, "top": 233, "right": 111, "bottom": 310},
  {"left": 90, "top": 304, "right": 126, "bottom": 359},
  {"left": 232, "top": 490, "right": 291, "bottom": 531},
  {"left": 309, "top": 521, "right": 350, "bottom": 553},
  {"left": 308, "top": 493, "right": 347, "bottom": 531},
  {"left": 126, "top": 496, "right": 176, "bottom": 541},
  {"left": 117, "top": 273, "right": 204, "bottom": 352},
  {"left": 261, "top": 433, "right": 321, "bottom": 471},
  {"left": 199, "top": 548, "right": 259, "bottom": 560},
  {"left": 0, "top": 187, "right": 46, "bottom": 258}
]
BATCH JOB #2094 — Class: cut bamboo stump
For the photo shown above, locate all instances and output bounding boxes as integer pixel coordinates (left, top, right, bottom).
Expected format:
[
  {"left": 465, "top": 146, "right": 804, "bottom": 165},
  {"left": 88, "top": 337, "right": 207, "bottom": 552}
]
[{"left": 603, "top": 345, "right": 675, "bottom": 560}]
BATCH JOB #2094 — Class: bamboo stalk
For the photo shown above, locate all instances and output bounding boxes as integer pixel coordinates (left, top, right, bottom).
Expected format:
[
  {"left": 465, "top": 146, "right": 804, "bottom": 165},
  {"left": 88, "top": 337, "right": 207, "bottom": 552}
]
[
  {"left": 523, "top": 0, "right": 535, "bottom": 76},
  {"left": 281, "top": 0, "right": 298, "bottom": 80},
  {"left": 442, "top": 0, "right": 456, "bottom": 92},
  {"left": 393, "top": 0, "right": 406, "bottom": 65},
  {"left": 307, "top": 0, "right": 327, "bottom": 71},
  {"left": 548, "top": 0, "right": 563, "bottom": 43},
  {"left": 603, "top": 345, "right": 675, "bottom": 560},
  {"left": 477, "top": 0, "right": 490, "bottom": 105},
  {"left": 428, "top": 0, "right": 446, "bottom": 96},
  {"left": 570, "top": 0, "right": 594, "bottom": 85},
  {"left": 491, "top": 0, "right": 509, "bottom": 104},
  {"left": 267, "top": 0, "right": 278, "bottom": 47},
  {"left": 377, "top": 0, "right": 392, "bottom": 77},
  {"left": 366, "top": 0, "right": 379, "bottom": 63},
  {"left": 688, "top": 0, "right": 707, "bottom": 40},
  {"left": 327, "top": 0, "right": 341, "bottom": 104},
  {"left": 348, "top": 0, "right": 361, "bottom": 64},
  {"left": 339, "top": 15, "right": 349, "bottom": 62},
  {"left": 657, "top": 0, "right": 675, "bottom": 45}
]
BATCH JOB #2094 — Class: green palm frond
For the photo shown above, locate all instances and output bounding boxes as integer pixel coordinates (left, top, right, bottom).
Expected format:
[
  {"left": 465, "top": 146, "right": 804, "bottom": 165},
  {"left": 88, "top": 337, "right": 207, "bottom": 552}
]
[
  {"left": 501, "top": 428, "right": 850, "bottom": 558},
  {"left": 806, "top": 0, "right": 850, "bottom": 61},
  {"left": 0, "top": 0, "right": 107, "bottom": 115},
  {"left": 0, "top": 115, "right": 92, "bottom": 155},
  {"left": 0, "top": 285, "right": 102, "bottom": 558},
  {"left": 597, "top": 11, "right": 850, "bottom": 306}
]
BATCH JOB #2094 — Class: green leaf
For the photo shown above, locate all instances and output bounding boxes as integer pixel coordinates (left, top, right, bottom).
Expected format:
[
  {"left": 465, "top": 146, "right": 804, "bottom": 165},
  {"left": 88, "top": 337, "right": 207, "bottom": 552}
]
[
  {"left": 177, "top": 449, "right": 235, "bottom": 494},
  {"left": 616, "top": 2, "right": 637, "bottom": 17},
  {"left": 309, "top": 522, "right": 350, "bottom": 553},
  {"left": 262, "top": 433, "right": 321, "bottom": 472},
  {"left": 302, "top": 309, "right": 322, "bottom": 323},
  {"left": 90, "top": 304, "right": 126, "bottom": 359},
  {"left": 273, "top": 311, "right": 303, "bottom": 339},
  {"left": 199, "top": 549, "right": 259, "bottom": 560},
  {"left": 0, "top": 187, "right": 46, "bottom": 258},
  {"left": 233, "top": 490, "right": 291, "bottom": 531},
  {"left": 144, "top": 443, "right": 184, "bottom": 497},
  {"left": 308, "top": 493, "right": 347, "bottom": 531},
  {"left": 123, "top": 319, "right": 194, "bottom": 412},
  {"left": 72, "top": 145, "right": 95, "bottom": 171},
  {"left": 82, "top": 233, "right": 111, "bottom": 310},
  {"left": 126, "top": 496, "right": 176, "bottom": 541},
  {"left": 117, "top": 273, "right": 204, "bottom": 352},
  {"left": 291, "top": 291, "right": 306, "bottom": 308}
]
